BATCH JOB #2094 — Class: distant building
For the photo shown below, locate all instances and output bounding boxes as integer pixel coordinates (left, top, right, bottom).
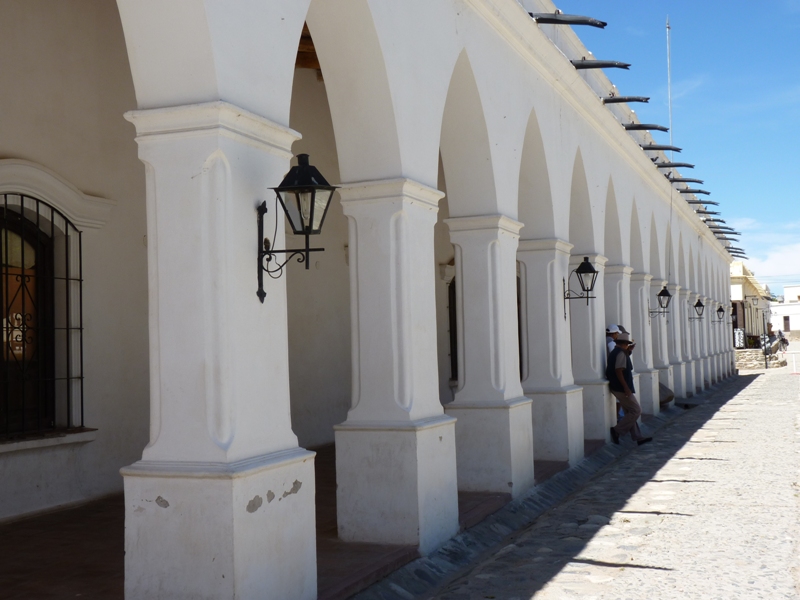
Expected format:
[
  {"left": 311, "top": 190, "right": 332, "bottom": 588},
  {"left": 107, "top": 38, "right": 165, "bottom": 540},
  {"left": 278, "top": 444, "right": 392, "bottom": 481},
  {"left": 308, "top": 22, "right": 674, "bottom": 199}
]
[
  {"left": 730, "top": 262, "right": 770, "bottom": 347},
  {"left": 769, "top": 284, "right": 800, "bottom": 338}
]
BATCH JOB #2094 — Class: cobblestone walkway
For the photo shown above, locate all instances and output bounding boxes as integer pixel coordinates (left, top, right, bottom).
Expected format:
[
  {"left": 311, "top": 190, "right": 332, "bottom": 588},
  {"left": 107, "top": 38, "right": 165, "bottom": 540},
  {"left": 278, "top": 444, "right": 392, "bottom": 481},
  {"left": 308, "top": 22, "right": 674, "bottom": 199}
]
[{"left": 429, "top": 370, "right": 800, "bottom": 599}]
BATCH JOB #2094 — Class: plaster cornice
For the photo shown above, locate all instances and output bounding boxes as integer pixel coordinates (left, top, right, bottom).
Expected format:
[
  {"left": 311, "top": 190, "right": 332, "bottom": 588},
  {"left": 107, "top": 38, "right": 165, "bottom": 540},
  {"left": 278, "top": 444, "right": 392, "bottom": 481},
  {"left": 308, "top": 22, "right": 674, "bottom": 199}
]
[
  {"left": 605, "top": 264, "right": 635, "bottom": 276},
  {"left": 0, "top": 159, "right": 116, "bottom": 230},
  {"left": 517, "top": 237, "right": 573, "bottom": 254},
  {"left": 339, "top": 178, "right": 443, "bottom": 211},
  {"left": 569, "top": 253, "right": 608, "bottom": 267},
  {"left": 445, "top": 214, "right": 524, "bottom": 236},
  {"left": 124, "top": 101, "right": 300, "bottom": 158}
]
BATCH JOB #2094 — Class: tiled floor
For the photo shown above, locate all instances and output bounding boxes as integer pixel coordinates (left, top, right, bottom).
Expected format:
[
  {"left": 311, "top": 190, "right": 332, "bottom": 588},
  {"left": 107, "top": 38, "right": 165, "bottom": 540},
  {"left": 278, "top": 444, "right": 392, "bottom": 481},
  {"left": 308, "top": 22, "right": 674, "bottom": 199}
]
[
  {"left": 0, "top": 444, "right": 574, "bottom": 600},
  {"left": 0, "top": 494, "right": 125, "bottom": 600}
]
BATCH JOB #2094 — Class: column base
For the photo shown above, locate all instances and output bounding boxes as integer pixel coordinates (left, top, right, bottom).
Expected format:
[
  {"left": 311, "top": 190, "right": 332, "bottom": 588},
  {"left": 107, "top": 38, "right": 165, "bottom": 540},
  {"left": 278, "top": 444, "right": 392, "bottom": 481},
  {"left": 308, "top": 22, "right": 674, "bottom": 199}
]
[
  {"left": 334, "top": 415, "right": 459, "bottom": 555},
  {"left": 656, "top": 366, "right": 675, "bottom": 408},
  {"left": 708, "top": 354, "right": 719, "bottom": 386},
  {"left": 122, "top": 448, "right": 317, "bottom": 600},
  {"left": 685, "top": 360, "right": 697, "bottom": 397},
  {"left": 657, "top": 365, "right": 674, "bottom": 391},
  {"left": 694, "top": 358, "right": 704, "bottom": 391},
  {"left": 526, "top": 386, "right": 584, "bottom": 465},
  {"left": 445, "top": 398, "right": 534, "bottom": 498},
  {"left": 670, "top": 361, "right": 687, "bottom": 398},
  {"left": 702, "top": 357, "right": 711, "bottom": 389},
  {"left": 636, "top": 370, "right": 661, "bottom": 415},
  {"left": 578, "top": 380, "right": 613, "bottom": 443}
]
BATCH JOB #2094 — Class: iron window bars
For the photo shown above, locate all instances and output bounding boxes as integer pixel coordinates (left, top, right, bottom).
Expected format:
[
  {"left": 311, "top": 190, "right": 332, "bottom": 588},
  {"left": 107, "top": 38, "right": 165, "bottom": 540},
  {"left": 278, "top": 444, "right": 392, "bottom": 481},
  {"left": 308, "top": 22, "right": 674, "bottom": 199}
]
[{"left": 0, "top": 194, "right": 83, "bottom": 439}]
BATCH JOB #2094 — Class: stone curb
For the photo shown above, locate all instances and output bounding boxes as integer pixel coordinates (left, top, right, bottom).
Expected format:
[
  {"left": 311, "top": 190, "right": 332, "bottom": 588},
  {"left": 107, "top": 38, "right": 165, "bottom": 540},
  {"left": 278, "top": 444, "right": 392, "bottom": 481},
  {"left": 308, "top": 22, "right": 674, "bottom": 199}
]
[{"left": 353, "top": 376, "right": 741, "bottom": 600}]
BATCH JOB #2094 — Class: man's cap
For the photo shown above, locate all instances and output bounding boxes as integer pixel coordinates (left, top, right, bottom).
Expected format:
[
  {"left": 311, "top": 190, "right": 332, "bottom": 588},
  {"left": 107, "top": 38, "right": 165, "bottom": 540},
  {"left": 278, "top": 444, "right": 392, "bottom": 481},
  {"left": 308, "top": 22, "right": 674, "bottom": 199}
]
[
  {"left": 606, "top": 324, "right": 620, "bottom": 334},
  {"left": 616, "top": 332, "right": 634, "bottom": 344}
]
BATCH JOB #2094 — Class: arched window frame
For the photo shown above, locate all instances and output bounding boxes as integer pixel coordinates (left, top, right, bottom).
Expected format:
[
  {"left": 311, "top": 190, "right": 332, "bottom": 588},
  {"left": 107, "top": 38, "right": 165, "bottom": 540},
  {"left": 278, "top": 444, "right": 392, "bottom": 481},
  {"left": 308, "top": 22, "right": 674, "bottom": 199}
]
[{"left": 0, "top": 160, "right": 115, "bottom": 439}]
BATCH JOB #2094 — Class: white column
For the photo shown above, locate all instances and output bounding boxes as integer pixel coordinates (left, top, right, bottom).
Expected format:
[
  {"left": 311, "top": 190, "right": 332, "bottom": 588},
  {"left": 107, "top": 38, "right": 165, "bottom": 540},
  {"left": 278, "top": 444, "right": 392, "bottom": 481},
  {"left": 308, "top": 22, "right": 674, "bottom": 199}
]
[
  {"left": 651, "top": 279, "right": 674, "bottom": 392},
  {"left": 569, "top": 254, "right": 613, "bottom": 442},
  {"left": 712, "top": 301, "right": 721, "bottom": 383},
  {"left": 698, "top": 295, "right": 710, "bottom": 389},
  {"left": 517, "top": 239, "right": 583, "bottom": 465},
  {"left": 667, "top": 284, "right": 688, "bottom": 398},
  {"left": 714, "top": 299, "right": 722, "bottom": 382},
  {"left": 335, "top": 179, "right": 459, "bottom": 554},
  {"left": 121, "top": 102, "right": 316, "bottom": 600},
  {"left": 604, "top": 265, "right": 633, "bottom": 330},
  {"left": 444, "top": 216, "right": 535, "bottom": 498},
  {"left": 631, "top": 273, "right": 659, "bottom": 414},
  {"left": 682, "top": 289, "right": 697, "bottom": 396}
]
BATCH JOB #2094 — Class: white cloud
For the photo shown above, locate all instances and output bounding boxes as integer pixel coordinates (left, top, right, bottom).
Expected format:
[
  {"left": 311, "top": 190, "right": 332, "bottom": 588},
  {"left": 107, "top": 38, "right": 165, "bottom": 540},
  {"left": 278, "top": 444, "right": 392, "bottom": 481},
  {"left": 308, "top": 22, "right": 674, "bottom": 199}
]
[
  {"left": 671, "top": 76, "right": 705, "bottom": 100},
  {"left": 718, "top": 217, "right": 800, "bottom": 294},
  {"left": 747, "top": 243, "right": 800, "bottom": 276},
  {"left": 727, "top": 217, "right": 760, "bottom": 231}
]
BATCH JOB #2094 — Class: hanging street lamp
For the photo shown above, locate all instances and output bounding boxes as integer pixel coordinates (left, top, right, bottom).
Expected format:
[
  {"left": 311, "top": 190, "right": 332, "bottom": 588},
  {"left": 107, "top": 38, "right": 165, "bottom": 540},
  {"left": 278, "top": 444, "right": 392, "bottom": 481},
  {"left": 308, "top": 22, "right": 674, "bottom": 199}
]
[
  {"left": 649, "top": 284, "right": 673, "bottom": 317},
  {"left": 256, "top": 154, "right": 338, "bottom": 303},
  {"left": 689, "top": 299, "right": 705, "bottom": 321},
  {"left": 563, "top": 256, "right": 599, "bottom": 318}
]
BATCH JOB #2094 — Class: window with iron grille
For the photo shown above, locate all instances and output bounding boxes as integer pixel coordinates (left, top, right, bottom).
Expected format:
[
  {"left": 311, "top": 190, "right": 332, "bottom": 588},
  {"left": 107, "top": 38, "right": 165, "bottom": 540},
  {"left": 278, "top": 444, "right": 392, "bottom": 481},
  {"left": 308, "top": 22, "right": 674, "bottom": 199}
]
[{"left": 0, "top": 193, "right": 83, "bottom": 439}]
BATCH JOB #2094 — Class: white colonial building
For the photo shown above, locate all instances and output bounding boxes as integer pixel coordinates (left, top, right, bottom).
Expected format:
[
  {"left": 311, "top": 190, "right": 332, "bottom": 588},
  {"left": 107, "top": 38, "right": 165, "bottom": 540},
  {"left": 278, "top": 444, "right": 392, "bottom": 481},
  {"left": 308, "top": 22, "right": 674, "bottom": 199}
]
[
  {"left": 0, "top": 1, "right": 735, "bottom": 598},
  {"left": 730, "top": 261, "right": 771, "bottom": 347},
  {"left": 769, "top": 284, "right": 800, "bottom": 339}
]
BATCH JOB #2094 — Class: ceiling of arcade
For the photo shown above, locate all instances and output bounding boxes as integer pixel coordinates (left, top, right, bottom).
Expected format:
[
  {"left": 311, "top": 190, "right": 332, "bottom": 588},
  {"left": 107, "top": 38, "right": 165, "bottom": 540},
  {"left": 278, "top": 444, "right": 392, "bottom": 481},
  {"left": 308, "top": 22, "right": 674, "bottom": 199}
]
[{"left": 296, "top": 24, "right": 321, "bottom": 72}]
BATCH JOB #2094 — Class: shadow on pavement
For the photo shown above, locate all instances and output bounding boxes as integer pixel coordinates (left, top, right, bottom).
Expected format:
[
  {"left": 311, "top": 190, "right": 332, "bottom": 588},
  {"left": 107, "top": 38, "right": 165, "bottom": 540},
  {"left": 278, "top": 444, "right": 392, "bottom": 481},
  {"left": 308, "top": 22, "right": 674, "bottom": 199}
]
[{"left": 426, "top": 374, "right": 760, "bottom": 599}]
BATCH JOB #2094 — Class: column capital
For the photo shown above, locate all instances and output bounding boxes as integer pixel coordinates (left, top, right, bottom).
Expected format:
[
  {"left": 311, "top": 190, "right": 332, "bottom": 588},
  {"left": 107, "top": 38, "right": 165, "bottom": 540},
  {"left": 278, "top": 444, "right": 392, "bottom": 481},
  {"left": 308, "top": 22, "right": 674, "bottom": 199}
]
[
  {"left": 339, "top": 177, "right": 443, "bottom": 210},
  {"left": 667, "top": 283, "right": 682, "bottom": 294},
  {"left": 446, "top": 214, "right": 523, "bottom": 236},
  {"left": 517, "top": 237, "right": 573, "bottom": 255},
  {"left": 631, "top": 272, "right": 654, "bottom": 284},
  {"left": 605, "top": 264, "right": 634, "bottom": 276},
  {"left": 650, "top": 278, "right": 668, "bottom": 288},
  {"left": 569, "top": 253, "right": 608, "bottom": 267},
  {"left": 124, "top": 101, "right": 300, "bottom": 157}
]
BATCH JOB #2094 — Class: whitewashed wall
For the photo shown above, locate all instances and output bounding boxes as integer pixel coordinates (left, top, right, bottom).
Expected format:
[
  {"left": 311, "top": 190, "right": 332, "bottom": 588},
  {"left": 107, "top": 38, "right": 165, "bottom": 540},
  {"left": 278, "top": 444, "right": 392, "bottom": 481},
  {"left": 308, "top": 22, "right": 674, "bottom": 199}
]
[{"left": 0, "top": 1, "right": 148, "bottom": 520}]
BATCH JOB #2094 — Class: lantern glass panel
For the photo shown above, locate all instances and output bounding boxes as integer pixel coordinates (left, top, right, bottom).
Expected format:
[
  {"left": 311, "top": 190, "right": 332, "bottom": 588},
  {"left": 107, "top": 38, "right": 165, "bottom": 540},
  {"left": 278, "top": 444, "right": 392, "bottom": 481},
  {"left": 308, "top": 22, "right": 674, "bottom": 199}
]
[
  {"left": 298, "top": 190, "right": 314, "bottom": 229},
  {"left": 277, "top": 190, "right": 304, "bottom": 234},
  {"left": 577, "top": 270, "right": 597, "bottom": 293},
  {"left": 311, "top": 189, "right": 334, "bottom": 233}
]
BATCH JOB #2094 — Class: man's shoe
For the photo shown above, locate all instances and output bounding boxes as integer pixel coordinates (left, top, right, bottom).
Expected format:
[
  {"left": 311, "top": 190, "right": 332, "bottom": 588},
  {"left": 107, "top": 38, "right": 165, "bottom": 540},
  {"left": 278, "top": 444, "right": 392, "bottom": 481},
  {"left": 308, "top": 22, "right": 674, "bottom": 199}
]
[
  {"left": 610, "top": 427, "right": 620, "bottom": 445},
  {"left": 637, "top": 437, "right": 653, "bottom": 446}
]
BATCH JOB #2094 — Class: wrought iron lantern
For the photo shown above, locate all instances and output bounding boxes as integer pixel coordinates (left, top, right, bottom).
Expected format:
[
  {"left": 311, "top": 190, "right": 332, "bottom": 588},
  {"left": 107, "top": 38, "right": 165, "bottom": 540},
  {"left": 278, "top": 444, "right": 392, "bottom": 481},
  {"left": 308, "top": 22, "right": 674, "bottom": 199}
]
[
  {"left": 712, "top": 304, "right": 727, "bottom": 325},
  {"left": 257, "top": 154, "right": 338, "bottom": 302},
  {"left": 649, "top": 285, "right": 672, "bottom": 317},
  {"left": 563, "top": 257, "right": 598, "bottom": 318},
  {"left": 745, "top": 295, "right": 760, "bottom": 307},
  {"left": 689, "top": 299, "right": 705, "bottom": 321}
]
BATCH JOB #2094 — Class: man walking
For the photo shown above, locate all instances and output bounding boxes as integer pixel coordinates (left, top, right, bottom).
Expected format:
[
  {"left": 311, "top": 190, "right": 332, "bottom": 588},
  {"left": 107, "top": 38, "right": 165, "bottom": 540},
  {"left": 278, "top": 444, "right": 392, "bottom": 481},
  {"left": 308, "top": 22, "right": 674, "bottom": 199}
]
[{"left": 607, "top": 332, "right": 652, "bottom": 446}]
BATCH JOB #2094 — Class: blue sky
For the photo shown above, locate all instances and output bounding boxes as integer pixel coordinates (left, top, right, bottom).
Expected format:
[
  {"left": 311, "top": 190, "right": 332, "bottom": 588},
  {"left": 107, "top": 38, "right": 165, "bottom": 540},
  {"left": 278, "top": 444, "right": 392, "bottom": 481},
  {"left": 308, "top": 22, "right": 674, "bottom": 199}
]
[{"left": 556, "top": 0, "right": 800, "bottom": 295}]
